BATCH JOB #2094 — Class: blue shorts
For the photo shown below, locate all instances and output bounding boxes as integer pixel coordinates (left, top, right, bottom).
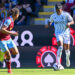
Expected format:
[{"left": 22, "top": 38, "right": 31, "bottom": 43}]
[{"left": 0, "top": 39, "right": 15, "bottom": 52}]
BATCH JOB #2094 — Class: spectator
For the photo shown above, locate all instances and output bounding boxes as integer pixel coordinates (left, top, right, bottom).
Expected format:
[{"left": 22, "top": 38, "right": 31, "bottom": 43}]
[
  {"left": 72, "top": 7, "right": 75, "bottom": 22},
  {"left": 61, "top": 1, "right": 66, "bottom": 10},
  {"left": 10, "top": 0, "right": 18, "bottom": 8},
  {"left": 36, "top": 0, "right": 41, "bottom": 5},
  {"left": 61, "top": 0, "right": 75, "bottom": 23},
  {"left": 35, "top": 0, "right": 42, "bottom": 17},
  {"left": 5, "top": 0, "right": 11, "bottom": 10},
  {"left": 21, "top": 0, "right": 42, "bottom": 25},
  {"left": 70, "top": 4, "right": 75, "bottom": 23},
  {"left": 64, "top": 0, "right": 75, "bottom": 14},
  {"left": 1, "top": 0, "right": 6, "bottom": 3},
  {"left": 0, "top": 3, "right": 8, "bottom": 20},
  {"left": 22, "top": 0, "right": 41, "bottom": 17},
  {"left": 22, "top": 2, "right": 32, "bottom": 14},
  {"left": 15, "top": 2, "right": 27, "bottom": 25},
  {"left": 41, "top": 0, "right": 47, "bottom": 5}
]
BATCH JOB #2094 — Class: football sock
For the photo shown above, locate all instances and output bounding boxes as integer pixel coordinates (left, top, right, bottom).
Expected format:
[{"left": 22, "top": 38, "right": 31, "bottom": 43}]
[
  {"left": 57, "top": 46, "right": 63, "bottom": 65},
  {"left": 5, "top": 59, "right": 11, "bottom": 70},
  {"left": 65, "top": 50, "right": 70, "bottom": 60}
]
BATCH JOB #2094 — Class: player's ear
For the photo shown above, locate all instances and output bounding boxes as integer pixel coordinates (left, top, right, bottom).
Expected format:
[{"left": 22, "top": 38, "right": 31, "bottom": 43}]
[{"left": 16, "top": 14, "right": 19, "bottom": 18}]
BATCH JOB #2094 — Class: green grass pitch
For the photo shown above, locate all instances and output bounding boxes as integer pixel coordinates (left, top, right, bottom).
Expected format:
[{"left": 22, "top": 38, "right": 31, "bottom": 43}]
[{"left": 0, "top": 68, "right": 75, "bottom": 75}]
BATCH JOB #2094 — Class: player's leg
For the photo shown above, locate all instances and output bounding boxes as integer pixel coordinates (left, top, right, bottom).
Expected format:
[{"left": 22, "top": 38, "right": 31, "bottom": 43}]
[
  {"left": 64, "top": 44, "right": 70, "bottom": 67},
  {"left": 4, "top": 50, "right": 12, "bottom": 73},
  {"left": 57, "top": 41, "right": 63, "bottom": 65},
  {"left": 9, "top": 46, "right": 19, "bottom": 55},
  {"left": 57, "top": 41, "right": 64, "bottom": 70},
  {"left": 55, "top": 34, "right": 64, "bottom": 70},
  {"left": 7, "top": 39, "right": 19, "bottom": 55},
  {"left": 64, "top": 34, "right": 70, "bottom": 67},
  {"left": 56, "top": 34, "right": 63, "bottom": 65},
  {"left": 0, "top": 41, "right": 12, "bottom": 73}
]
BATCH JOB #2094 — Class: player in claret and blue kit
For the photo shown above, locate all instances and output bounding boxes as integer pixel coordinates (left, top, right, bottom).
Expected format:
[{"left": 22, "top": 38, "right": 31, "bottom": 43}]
[{"left": 0, "top": 8, "right": 19, "bottom": 73}]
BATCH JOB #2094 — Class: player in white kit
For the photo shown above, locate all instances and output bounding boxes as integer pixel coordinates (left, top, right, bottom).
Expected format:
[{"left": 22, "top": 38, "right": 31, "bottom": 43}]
[{"left": 46, "top": 3, "right": 74, "bottom": 70}]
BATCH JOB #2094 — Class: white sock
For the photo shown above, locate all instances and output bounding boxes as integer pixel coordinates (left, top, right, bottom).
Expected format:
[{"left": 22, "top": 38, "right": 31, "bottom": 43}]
[
  {"left": 57, "top": 46, "right": 63, "bottom": 65},
  {"left": 65, "top": 50, "right": 70, "bottom": 60},
  {"left": 57, "top": 56, "right": 61, "bottom": 65}
]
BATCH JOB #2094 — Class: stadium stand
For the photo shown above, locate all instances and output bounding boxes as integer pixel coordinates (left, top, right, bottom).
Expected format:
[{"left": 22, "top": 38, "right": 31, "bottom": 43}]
[
  {"left": 0, "top": 0, "right": 74, "bottom": 26},
  {"left": 34, "top": 0, "right": 65, "bottom": 25}
]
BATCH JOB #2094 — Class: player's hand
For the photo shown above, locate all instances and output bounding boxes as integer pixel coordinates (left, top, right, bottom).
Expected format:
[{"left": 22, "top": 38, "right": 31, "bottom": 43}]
[
  {"left": 45, "top": 25, "right": 49, "bottom": 28},
  {"left": 12, "top": 32, "right": 18, "bottom": 36},
  {"left": 11, "top": 31, "right": 19, "bottom": 36},
  {"left": 66, "top": 23, "right": 70, "bottom": 28}
]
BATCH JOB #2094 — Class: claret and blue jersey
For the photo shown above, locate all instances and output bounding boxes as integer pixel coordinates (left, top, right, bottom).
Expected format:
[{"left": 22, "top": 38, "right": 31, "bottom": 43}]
[
  {"left": 0, "top": 16, "right": 14, "bottom": 41},
  {"left": 0, "top": 16, "right": 15, "bottom": 52}
]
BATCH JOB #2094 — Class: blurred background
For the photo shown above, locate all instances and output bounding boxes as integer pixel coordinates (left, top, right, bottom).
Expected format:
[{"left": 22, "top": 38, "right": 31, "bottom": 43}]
[{"left": 0, "top": 0, "right": 75, "bottom": 68}]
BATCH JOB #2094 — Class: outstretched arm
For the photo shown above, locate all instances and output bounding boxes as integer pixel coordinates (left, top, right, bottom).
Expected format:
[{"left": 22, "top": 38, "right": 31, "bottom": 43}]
[{"left": 0, "top": 25, "right": 18, "bottom": 36}]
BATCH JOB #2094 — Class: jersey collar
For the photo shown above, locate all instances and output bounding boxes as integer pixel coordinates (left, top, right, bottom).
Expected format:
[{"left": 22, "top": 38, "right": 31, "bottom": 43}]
[{"left": 10, "top": 16, "right": 14, "bottom": 22}]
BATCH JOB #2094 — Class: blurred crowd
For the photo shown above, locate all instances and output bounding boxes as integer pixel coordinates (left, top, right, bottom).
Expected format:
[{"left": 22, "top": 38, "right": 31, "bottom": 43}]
[
  {"left": 0, "top": 0, "right": 75, "bottom": 26},
  {"left": 0, "top": 0, "right": 47, "bottom": 26},
  {"left": 45, "top": 0, "right": 75, "bottom": 26},
  {"left": 61, "top": 0, "right": 75, "bottom": 22}
]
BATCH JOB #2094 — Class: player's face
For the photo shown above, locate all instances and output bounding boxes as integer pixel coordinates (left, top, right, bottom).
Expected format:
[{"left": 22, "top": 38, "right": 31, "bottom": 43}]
[
  {"left": 15, "top": 14, "right": 19, "bottom": 20},
  {"left": 56, "top": 9, "right": 62, "bottom": 15}
]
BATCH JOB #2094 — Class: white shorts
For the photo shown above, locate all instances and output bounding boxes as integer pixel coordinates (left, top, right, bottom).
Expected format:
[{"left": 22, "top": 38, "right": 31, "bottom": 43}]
[{"left": 56, "top": 33, "right": 70, "bottom": 44}]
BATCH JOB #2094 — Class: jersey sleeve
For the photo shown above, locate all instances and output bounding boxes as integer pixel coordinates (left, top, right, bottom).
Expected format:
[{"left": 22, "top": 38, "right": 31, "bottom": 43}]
[
  {"left": 49, "top": 15, "right": 54, "bottom": 23},
  {"left": 3, "top": 19, "right": 11, "bottom": 27},
  {"left": 67, "top": 13, "right": 73, "bottom": 22}
]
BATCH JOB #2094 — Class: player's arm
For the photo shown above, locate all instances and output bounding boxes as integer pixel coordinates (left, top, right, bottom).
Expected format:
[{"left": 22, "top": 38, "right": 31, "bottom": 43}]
[
  {"left": 0, "top": 19, "right": 18, "bottom": 36},
  {"left": 0, "top": 26, "right": 18, "bottom": 36},
  {"left": 67, "top": 13, "right": 74, "bottom": 27},
  {"left": 67, "top": 20, "right": 74, "bottom": 27},
  {"left": 45, "top": 15, "right": 54, "bottom": 28},
  {"left": 45, "top": 19, "right": 52, "bottom": 28}
]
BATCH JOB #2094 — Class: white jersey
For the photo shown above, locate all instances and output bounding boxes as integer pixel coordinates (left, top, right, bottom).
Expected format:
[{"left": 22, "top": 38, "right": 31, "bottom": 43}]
[{"left": 49, "top": 11, "right": 73, "bottom": 35}]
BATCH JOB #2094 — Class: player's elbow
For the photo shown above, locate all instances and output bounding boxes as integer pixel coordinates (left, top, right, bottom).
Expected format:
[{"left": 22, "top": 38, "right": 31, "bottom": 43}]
[{"left": 0, "top": 28, "right": 4, "bottom": 32}]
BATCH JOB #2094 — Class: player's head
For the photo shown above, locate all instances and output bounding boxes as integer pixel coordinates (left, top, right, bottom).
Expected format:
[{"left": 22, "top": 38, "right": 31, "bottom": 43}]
[
  {"left": 10, "top": 8, "right": 19, "bottom": 20},
  {"left": 55, "top": 3, "right": 63, "bottom": 15}
]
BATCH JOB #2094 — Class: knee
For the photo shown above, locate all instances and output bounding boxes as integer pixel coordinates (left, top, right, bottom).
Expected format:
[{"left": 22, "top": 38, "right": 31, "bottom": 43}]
[
  {"left": 13, "top": 51, "right": 19, "bottom": 55},
  {"left": 15, "top": 51, "right": 19, "bottom": 55},
  {"left": 5, "top": 52, "right": 11, "bottom": 60},
  {"left": 58, "top": 46, "right": 63, "bottom": 51}
]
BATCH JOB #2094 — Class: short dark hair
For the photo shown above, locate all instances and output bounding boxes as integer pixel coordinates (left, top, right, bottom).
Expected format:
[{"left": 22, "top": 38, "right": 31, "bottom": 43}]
[
  {"left": 10, "top": 8, "right": 19, "bottom": 16},
  {"left": 61, "top": 1, "right": 65, "bottom": 5},
  {"left": 55, "top": 3, "right": 62, "bottom": 9}
]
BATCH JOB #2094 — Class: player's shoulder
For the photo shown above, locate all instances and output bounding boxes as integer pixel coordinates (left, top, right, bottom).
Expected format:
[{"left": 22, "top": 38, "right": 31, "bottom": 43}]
[
  {"left": 5, "top": 17, "right": 12, "bottom": 22},
  {"left": 50, "top": 13, "right": 57, "bottom": 17},
  {"left": 6, "top": 16, "right": 11, "bottom": 20},
  {"left": 62, "top": 11, "right": 71, "bottom": 15},
  {"left": 3, "top": 17, "right": 11, "bottom": 25}
]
